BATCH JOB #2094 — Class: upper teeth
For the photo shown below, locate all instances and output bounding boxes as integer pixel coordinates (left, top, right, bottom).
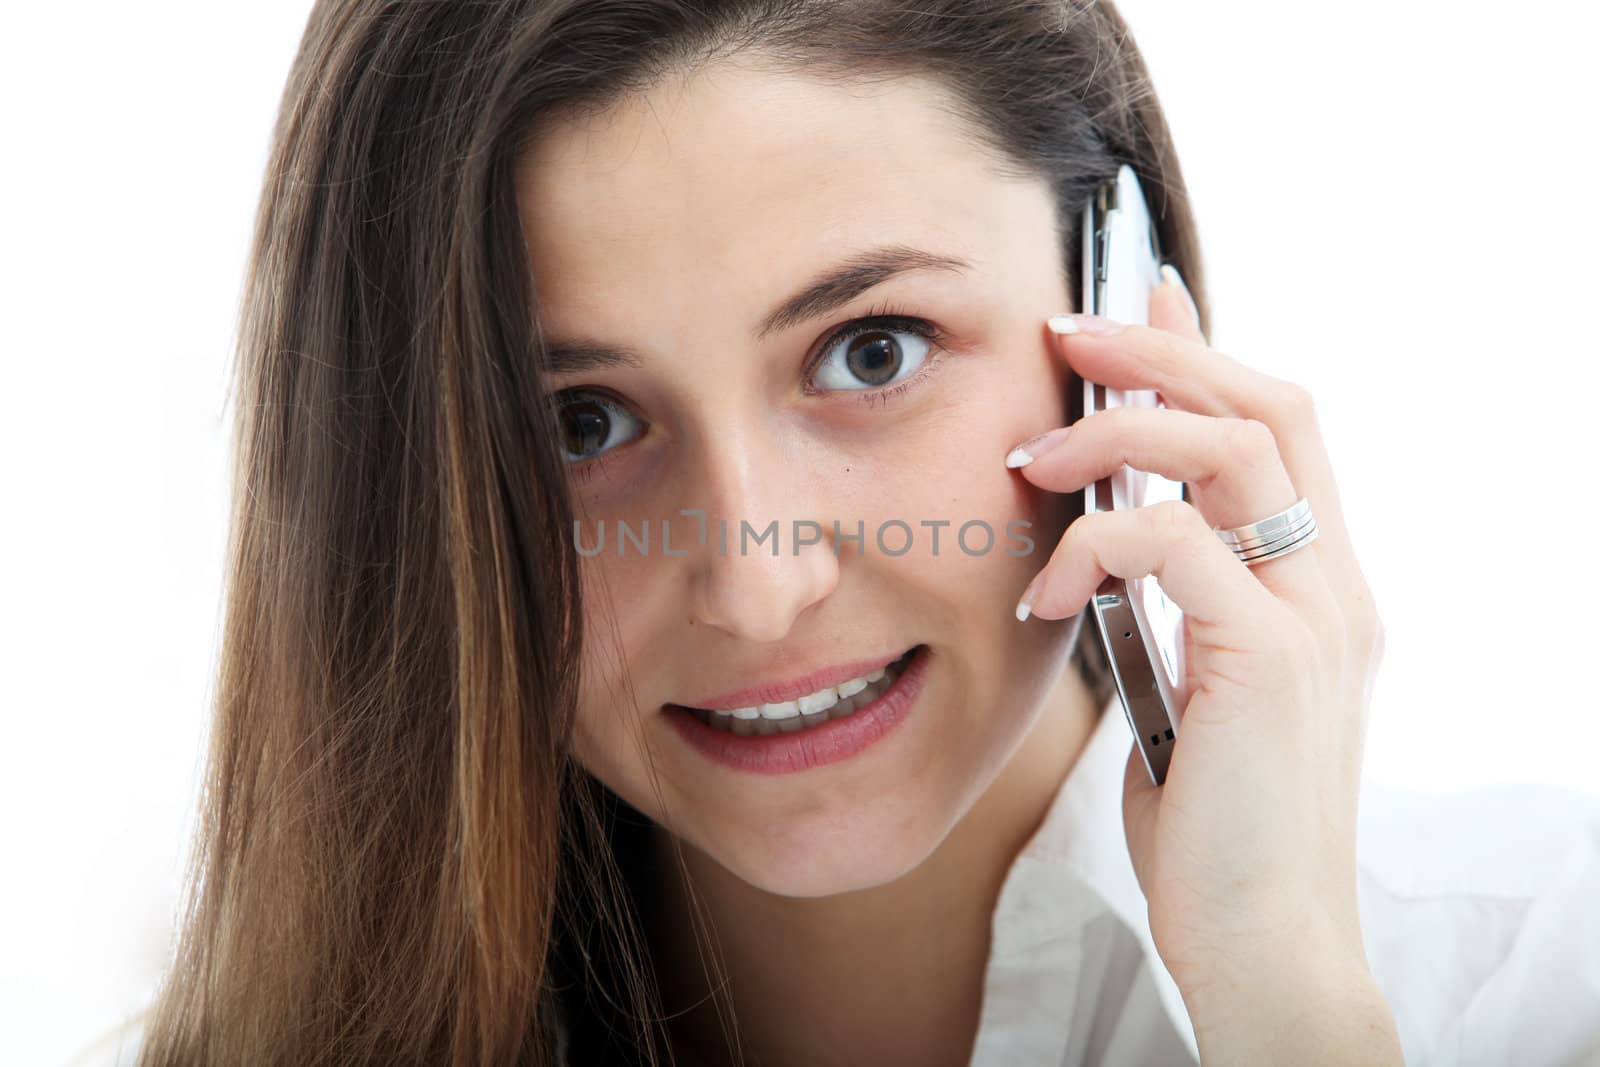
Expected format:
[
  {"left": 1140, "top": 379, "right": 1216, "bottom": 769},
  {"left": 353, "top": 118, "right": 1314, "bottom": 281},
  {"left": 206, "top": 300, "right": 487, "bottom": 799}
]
[{"left": 718, "top": 665, "right": 887, "bottom": 720}]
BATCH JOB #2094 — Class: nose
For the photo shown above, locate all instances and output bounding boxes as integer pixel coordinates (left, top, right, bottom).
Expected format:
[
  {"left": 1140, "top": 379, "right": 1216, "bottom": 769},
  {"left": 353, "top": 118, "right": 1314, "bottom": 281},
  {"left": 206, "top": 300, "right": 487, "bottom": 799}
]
[{"left": 684, "top": 426, "right": 840, "bottom": 643}]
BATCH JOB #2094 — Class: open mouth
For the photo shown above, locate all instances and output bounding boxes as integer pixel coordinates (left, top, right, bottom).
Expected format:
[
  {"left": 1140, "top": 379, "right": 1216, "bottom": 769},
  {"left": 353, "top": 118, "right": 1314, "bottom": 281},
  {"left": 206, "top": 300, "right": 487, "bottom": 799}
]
[
  {"left": 669, "top": 644, "right": 926, "bottom": 736},
  {"left": 662, "top": 643, "right": 932, "bottom": 775}
]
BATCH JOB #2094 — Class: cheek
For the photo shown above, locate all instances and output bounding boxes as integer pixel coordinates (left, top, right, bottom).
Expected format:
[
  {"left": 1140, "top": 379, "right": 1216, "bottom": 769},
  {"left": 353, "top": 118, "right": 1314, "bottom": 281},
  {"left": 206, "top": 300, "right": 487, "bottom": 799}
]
[
  {"left": 566, "top": 557, "right": 661, "bottom": 776},
  {"left": 860, "top": 360, "right": 1075, "bottom": 585}
]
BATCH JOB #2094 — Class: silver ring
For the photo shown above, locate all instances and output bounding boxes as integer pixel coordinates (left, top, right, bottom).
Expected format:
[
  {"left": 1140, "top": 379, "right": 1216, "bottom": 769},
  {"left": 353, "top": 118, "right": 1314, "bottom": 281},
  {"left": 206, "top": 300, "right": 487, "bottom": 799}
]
[{"left": 1214, "top": 497, "right": 1319, "bottom": 567}]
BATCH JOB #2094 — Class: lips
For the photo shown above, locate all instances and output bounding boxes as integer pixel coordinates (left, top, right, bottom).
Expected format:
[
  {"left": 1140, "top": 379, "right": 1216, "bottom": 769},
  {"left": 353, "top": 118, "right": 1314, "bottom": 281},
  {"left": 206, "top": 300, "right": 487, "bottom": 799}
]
[
  {"left": 669, "top": 644, "right": 920, "bottom": 713},
  {"left": 662, "top": 643, "right": 932, "bottom": 774}
]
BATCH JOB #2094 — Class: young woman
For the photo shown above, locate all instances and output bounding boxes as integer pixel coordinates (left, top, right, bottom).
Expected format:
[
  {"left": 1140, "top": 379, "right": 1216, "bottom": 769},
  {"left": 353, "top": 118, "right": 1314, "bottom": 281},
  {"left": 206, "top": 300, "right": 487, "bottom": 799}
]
[{"left": 132, "top": 1, "right": 1600, "bottom": 1065}]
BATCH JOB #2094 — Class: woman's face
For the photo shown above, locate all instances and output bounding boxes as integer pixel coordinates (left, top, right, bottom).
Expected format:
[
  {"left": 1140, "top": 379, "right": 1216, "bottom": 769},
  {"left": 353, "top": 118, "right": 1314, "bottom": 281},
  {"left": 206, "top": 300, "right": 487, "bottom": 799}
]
[{"left": 516, "top": 57, "right": 1084, "bottom": 897}]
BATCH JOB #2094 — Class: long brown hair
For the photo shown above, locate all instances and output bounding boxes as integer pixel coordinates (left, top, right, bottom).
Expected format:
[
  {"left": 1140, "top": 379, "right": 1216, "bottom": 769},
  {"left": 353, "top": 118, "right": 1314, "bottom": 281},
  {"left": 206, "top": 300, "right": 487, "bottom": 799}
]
[{"left": 137, "top": 1, "right": 1208, "bottom": 1063}]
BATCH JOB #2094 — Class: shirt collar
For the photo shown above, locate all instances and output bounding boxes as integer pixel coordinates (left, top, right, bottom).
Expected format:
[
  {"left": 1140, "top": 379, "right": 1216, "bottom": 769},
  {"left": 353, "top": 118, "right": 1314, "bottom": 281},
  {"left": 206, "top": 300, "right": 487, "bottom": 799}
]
[{"left": 989, "top": 695, "right": 1200, "bottom": 1058}]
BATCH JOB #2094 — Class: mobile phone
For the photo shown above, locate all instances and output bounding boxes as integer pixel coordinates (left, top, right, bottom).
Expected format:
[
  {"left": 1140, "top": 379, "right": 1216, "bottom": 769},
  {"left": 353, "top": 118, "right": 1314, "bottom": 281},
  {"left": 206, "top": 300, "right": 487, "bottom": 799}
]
[{"left": 1076, "top": 163, "right": 1190, "bottom": 787}]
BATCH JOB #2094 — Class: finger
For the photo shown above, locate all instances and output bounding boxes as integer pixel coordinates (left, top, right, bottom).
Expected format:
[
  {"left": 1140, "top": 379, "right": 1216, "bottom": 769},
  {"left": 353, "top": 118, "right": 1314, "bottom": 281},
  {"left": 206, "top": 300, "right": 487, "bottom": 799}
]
[
  {"left": 1155, "top": 269, "right": 1382, "bottom": 673},
  {"left": 1008, "top": 404, "right": 1333, "bottom": 613},
  {"left": 1017, "top": 498, "right": 1295, "bottom": 639},
  {"left": 1149, "top": 263, "right": 1205, "bottom": 346},
  {"left": 1047, "top": 315, "right": 1365, "bottom": 625},
  {"left": 1050, "top": 318, "right": 1272, "bottom": 425}
]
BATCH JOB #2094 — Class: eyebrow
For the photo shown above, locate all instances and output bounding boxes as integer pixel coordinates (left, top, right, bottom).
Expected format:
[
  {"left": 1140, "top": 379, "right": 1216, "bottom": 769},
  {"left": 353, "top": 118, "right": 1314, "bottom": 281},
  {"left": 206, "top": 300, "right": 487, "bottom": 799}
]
[{"left": 538, "top": 244, "right": 973, "bottom": 375}]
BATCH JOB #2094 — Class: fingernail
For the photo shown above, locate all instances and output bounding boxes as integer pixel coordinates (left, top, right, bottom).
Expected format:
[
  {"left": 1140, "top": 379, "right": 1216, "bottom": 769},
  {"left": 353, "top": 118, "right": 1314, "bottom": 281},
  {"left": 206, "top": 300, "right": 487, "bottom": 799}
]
[
  {"left": 1015, "top": 572, "right": 1044, "bottom": 622},
  {"left": 1048, "top": 313, "right": 1124, "bottom": 336},
  {"left": 1004, "top": 426, "right": 1071, "bottom": 468},
  {"left": 1160, "top": 263, "right": 1199, "bottom": 322}
]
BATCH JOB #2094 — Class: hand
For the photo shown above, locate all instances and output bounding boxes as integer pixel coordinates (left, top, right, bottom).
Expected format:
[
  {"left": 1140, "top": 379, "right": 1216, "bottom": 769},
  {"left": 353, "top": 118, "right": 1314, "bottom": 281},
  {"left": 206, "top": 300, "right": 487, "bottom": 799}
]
[{"left": 1005, "top": 269, "right": 1399, "bottom": 1060}]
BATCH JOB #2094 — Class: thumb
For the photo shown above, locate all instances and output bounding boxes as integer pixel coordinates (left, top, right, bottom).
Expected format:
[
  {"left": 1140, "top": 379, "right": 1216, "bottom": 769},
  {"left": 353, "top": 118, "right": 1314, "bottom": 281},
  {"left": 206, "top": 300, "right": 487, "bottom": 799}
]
[{"left": 1121, "top": 738, "right": 1160, "bottom": 897}]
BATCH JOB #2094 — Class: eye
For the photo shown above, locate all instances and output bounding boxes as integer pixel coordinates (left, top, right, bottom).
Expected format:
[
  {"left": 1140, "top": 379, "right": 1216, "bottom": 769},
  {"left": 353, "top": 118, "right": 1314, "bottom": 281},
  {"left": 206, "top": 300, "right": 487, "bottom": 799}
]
[
  {"left": 552, "top": 390, "right": 644, "bottom": 464},
  {"left": 806, "top": 307, "right": 945, "bottom": 396}
]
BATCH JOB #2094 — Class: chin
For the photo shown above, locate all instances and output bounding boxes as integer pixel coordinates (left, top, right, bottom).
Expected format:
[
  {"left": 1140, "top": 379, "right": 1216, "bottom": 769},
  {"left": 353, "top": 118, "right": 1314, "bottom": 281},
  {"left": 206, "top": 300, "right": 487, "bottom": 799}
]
[{"left": 706, "top": 805, "right": 940, "bottom": 899}]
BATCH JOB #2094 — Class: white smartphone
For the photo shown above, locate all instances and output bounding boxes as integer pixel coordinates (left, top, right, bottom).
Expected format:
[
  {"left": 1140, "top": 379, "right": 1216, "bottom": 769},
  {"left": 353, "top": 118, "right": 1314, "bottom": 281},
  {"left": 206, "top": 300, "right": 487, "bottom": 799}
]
[{"left": 1078, "top": 163, "right": 1190, "bottom": 787}]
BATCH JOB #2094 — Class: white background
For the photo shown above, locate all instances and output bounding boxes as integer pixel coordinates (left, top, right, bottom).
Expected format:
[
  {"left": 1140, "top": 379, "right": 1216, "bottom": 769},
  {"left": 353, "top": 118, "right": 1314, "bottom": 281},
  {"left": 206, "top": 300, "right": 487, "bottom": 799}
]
[{"left": 4, "top": 2, "right": 1596, "bottom": 1064}]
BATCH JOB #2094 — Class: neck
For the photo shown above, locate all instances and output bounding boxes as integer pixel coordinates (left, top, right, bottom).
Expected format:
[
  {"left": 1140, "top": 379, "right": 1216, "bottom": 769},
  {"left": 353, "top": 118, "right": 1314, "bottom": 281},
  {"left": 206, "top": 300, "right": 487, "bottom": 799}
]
[{"left": 647, "top": 660, "right": 1105, "bottom": 1067}]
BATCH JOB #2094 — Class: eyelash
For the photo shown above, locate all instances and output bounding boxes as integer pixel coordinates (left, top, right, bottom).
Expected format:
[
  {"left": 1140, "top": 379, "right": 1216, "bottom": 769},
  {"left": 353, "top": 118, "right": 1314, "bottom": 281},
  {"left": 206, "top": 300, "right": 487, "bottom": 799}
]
[
  {"left": 557, "top": 387, "right": 630, "bottom": 486},
  {"left": 555, "top": 303, "right": 949, "bottom": 481},
  {"left": 802, "top": 300, "right": 948, "bottom": 408}
]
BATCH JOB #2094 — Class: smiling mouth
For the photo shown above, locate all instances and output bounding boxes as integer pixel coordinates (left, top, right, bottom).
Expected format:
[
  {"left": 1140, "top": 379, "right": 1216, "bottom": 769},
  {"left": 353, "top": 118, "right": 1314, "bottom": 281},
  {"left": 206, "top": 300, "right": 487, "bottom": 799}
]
[{"left": 669, "top": 644, "right": 924, "bottom": 735}]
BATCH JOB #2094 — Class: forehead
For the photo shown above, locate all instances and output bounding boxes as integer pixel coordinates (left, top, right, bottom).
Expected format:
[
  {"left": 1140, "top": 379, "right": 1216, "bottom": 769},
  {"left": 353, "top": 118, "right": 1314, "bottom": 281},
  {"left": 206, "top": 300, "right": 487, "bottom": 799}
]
[{"left": 513, "top": 60, "right": 1021, "bottom": 319}]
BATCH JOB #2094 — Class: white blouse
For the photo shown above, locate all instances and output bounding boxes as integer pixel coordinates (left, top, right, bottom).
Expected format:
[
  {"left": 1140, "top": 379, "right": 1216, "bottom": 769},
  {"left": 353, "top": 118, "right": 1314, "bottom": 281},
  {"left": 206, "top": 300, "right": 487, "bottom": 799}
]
[{"left": 971, "top": 695, "right": 1600, "bottom": 1066}]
